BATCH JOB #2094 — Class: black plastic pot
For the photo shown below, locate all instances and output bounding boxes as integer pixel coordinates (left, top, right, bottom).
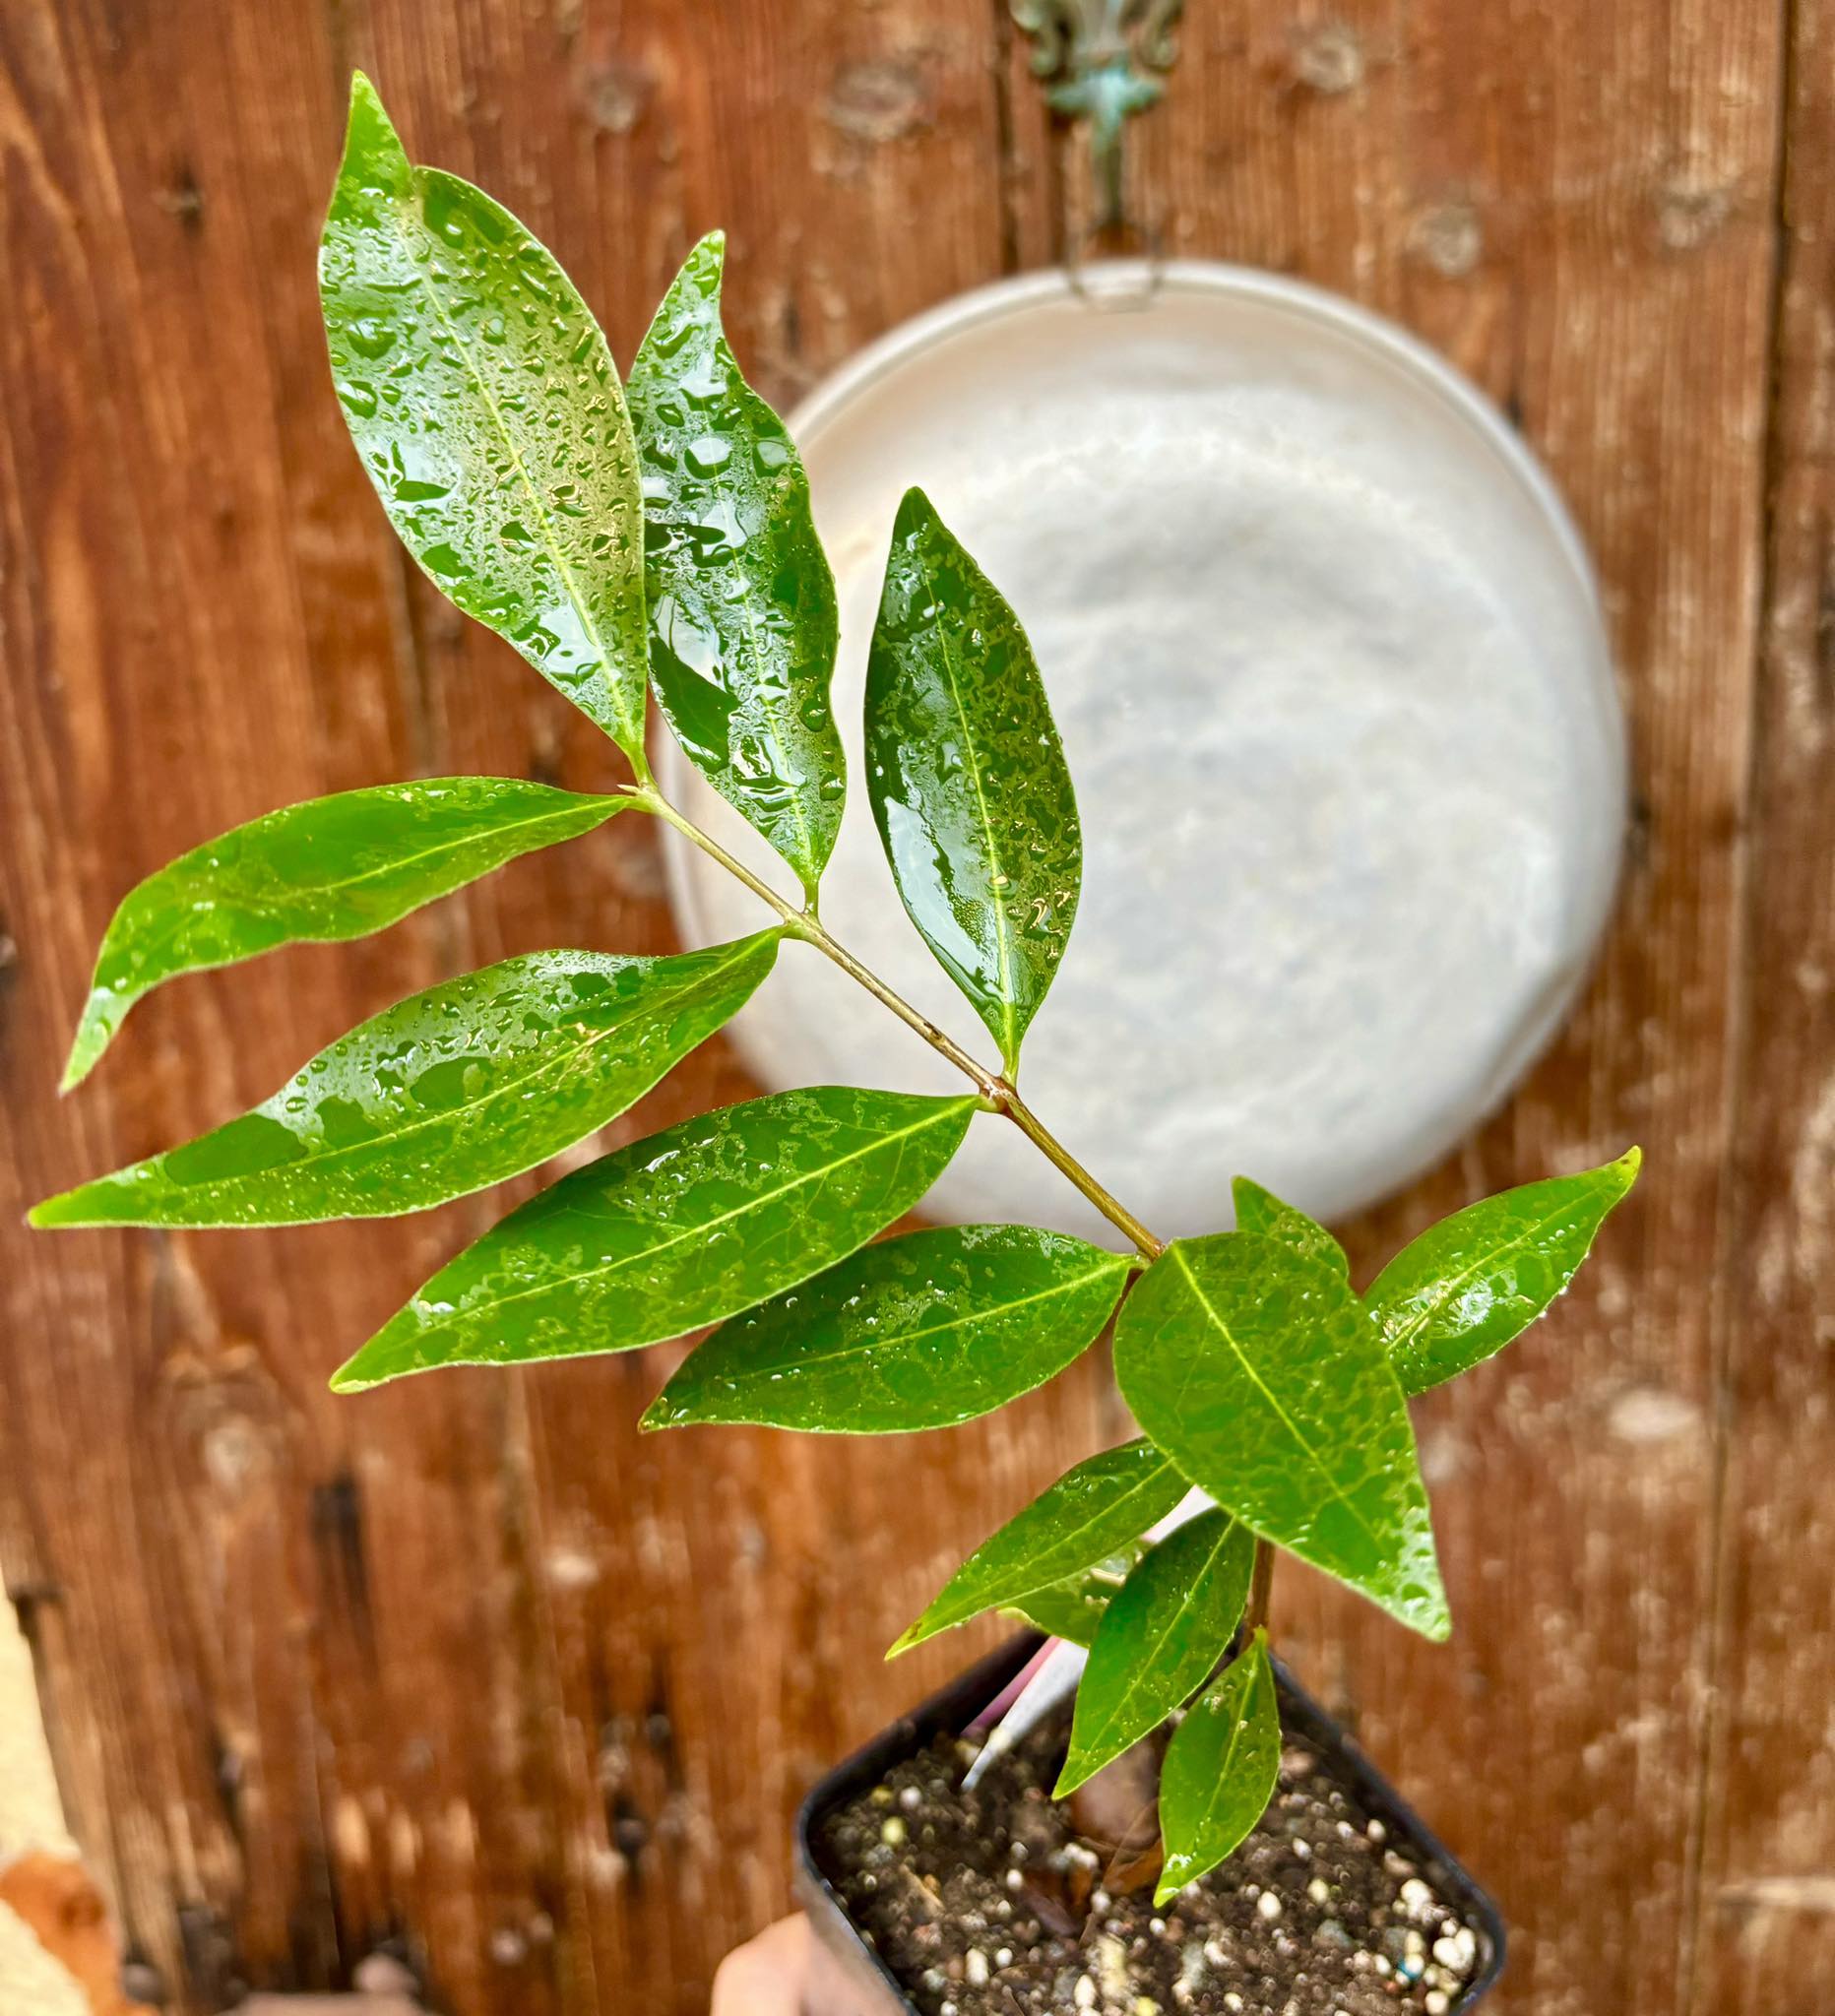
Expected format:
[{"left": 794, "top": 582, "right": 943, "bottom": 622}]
[{"left": 794, "top": 1632, "right": 1505, "bottom": 2014}]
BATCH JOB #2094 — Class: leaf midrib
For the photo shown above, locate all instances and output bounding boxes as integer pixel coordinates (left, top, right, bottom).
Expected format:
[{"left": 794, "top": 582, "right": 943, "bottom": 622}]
[
  {"left": 724, "top": 369, "right": 819, "bottom": 879},
  {"left": 1074, "top": 1519, "right": 1236, "bottom": 1767},
  {"left": 397, "top": 171, "right": 644, "bottom": 750},
  {"left": 111, "top": 796, "right": 614, "bottom": 986},
  {"left": 909, "top": 535, "right": 1020, "bottom": 1064},
  {"left": 918, "top": 1445, "right": 1177, "bottom": 1636},
  {"left": 192, "top": 794, "right": 612, "bottom": 911},
  {"left": 1171, "top": 1648, "right": 1270, "bottom": 1873},
  {"left": 710, "top": 1255, "right": 1125, "bottom": 1385},
  {"left": 402, "top": 1098, "right": 975, "bottom": 1340},
  {"left": 131, "top": 940, "right": 764, "bottom": 1211},
  {"left": 1167, "top": 1246, "right": 1386, "bottom": 1558},
  {"left": 1375, "top": 1188, "right": 1605, "bottom": 1363},
  {"left": 631, "top": 304, "right": 827, "bottom": 884}
]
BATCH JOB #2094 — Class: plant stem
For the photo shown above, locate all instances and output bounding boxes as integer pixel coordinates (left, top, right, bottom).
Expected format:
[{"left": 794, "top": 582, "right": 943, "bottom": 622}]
[
  {"left": 1243, "top": 1538, "right": 1277, "bottom": 1639},
  {"left": 641, "top": 787, "right": 1164, "bottom": 1261},
  {"left": 1001, "top": 1090, "right": 1164, "bottom": 1260},
  {"left": 642, "top": 784, "right": 1268, "bottom": 1617}
]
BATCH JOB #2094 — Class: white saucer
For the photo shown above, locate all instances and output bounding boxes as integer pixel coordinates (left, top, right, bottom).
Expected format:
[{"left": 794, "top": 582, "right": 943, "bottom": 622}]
[{"left": 660, "top": 262, "right": 1624, "bottom": 1243}]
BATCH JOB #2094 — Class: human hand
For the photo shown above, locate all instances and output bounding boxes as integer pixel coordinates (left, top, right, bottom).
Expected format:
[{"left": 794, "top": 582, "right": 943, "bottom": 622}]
[{"left": 710, "top": 1914, "right": 875, "bottom": 2015}]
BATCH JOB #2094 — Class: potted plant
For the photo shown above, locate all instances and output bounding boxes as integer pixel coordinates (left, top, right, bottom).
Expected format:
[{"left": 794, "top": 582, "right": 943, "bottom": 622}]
[{"left": 33, "top": 79, "right": 1638, "bottom": 2015}]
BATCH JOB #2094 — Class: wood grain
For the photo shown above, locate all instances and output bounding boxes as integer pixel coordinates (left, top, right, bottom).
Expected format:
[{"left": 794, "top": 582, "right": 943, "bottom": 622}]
[
  {"left": 1684, "top": 0, "right": 1835, "bottom": 2009},
  {"left": 998, "top": 7, "right": 1799, "bottom": 2012},
  {"left": 1, "top": 3, "right": 1828, "bottom": 2012}
]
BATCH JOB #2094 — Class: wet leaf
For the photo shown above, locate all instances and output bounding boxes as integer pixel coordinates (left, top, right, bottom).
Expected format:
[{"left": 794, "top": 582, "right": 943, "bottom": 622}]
[
  {"left": 1114, "top": 1235, "right": 1449, "bottom": 1641},
  {"left": 1056, "top": 1509, "right": 1254, "bottom": 1796},
  {"left": 1369, "top": 1148, "right": 1641, "bottom": 1395},
  {"left": 1232, "top": 1175, "right": 1346, "bottom": 1277},
  {"left": 890, "top": 1438, "right": 1187, "bottom": 1656},
  {"left": 60, "top": 779, "right": 627, "bottom": 1090},
  {"left": 32, "top": 933, "right": 778, "bottom": 1229},
  {"left": 864, "top": 489, "right": 1081, "bottom": 1074},
  {"left": 1001, "top": 1542, "right": 1150, "bottom": 1649},
  {"left": 1155, "top": 1630, "right": 1281, "bottom": 1905},
  {"left": 321, "top": 77, "right": 649, "bottom": 756},
  {"left": 627, "top": 234, "right": 844, "bottom": 896},
  {"left": 332, "top": 1087, "right": 977, "bottom": 1390},
  {"left": 647, "top": 1225, "right": 1130, "bottom": 1433}
]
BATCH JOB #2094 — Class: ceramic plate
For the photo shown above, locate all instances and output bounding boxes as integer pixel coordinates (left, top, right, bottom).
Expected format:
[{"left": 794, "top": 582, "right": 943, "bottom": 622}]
[{"left": 660, "top": 262, "right": 1624, "bottom": 1240}]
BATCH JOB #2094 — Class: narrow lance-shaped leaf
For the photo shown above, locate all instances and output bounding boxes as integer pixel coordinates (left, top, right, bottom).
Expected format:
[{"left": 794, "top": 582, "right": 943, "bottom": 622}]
[
  {"left": 1115, "top": 1234, "right": 1449, "bottom": 1640},
  {"left": 32, "top": 933, "right": 778, "bottom": 1229},
  {"left": 891, "top": 1438, "right": 1188, "bottom": 1657},
  {"left": 647, "top": 1226, "right": 1130, "bottom": 1434},
  {"left": 1002, "top": 1542, "right": 1150, "bottom": 1649},
  {"left": 333, "top": 1087, "right": 977, "bottom": 1391},
  {"left": 320, "top": 77, "right": 649, "bottom": 756},
  {"left": 60, "top": 780, "right": 627, "bottom": 1091},
  {"left": 1232, "top": 1175, "right": 1347, "bottom": 1277},
  {"left": 627, "top": 233, "right": 844, "bottom": 896},
  {"left": 1056, "top": 1509, "right": 1255, "bottom": 1796},
  {"left": 1369, "top": 1148, "right": 1641, "bottom": 1395},
  {"left": 1155, "top": 1630, "right": 1282, "bottom": 1906},
  {"left": 865, "top": 488, "right": 1081, "bottom": 1075}
]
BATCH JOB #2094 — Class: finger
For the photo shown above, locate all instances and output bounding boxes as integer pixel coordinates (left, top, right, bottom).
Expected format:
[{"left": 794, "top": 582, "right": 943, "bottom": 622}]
[{"left": 710, "top": 1914, "right": 811, "bottom": 2015}]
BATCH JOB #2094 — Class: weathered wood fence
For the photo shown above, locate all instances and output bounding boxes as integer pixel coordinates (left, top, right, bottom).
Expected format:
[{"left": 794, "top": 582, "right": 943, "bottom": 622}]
[{"left": 2, "top": 3, "right": 1830, "bottom": 2010}]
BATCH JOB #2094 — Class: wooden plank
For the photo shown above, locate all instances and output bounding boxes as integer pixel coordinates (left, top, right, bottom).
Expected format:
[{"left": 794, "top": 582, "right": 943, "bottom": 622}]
[
  {"left": 1004, "top": 5, "right": 1784, "bottom": 2013},
  {"left": 319, "top": 12, "right": 1131, "bottom": 2008},
  {"left": 0, "top": 6, "right": 586, "bottom": 2010},
  {"left": 0, "top": 3, "right": 1055, "bottom": 2011},
  {"left": 2, "top": 2, "right": 1813, "bottom": 2014},
  {"left": 1684, "top": 0, "right": 1835, "bottom": 2007}
]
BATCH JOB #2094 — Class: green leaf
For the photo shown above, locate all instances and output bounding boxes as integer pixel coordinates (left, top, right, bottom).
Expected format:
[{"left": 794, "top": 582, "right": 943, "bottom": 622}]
[
  {"left": 1369, "top": 1148, "right": 1641, "bottom": 1395},
  {"left": 32, "top": 933, "right": 777, "bottom": 1229},
  {"left": 1232, "top": 1175, "right": 1346, "bottom": 1277},
  {"left": 864, "top": 488, "right": 1081, "bottom": 1074},
  {"left": 1055, "top": 1509, "right": 1254, "bottom": 1796},
  {"left": 646, "top": 1225, "right": 1129, "bottom": 1433},
  {"left": 332, "top": 1087, "right": 977, "bottom": 1390},
  {"left": 1155, "top": 1630, "right": 1281, "bottom": 1905},
  {"left": 60, "top": 779, "right": 627, "bottom": 1091},
  {"left": 1114, "top": 1234, "right": 1448, "bottom": 1640},
  {"left": 627, "top": 234, "right": 844, "bottom": 896},
  {"left": 321, "top": 76, "right": 648, "bottom": 756},
  {"left": 890, "top": 1438, "right": 1188, "bottom": 1657},
  {"left": 1001, "top": 1542, "right": 1149, "bottom": 1649}
]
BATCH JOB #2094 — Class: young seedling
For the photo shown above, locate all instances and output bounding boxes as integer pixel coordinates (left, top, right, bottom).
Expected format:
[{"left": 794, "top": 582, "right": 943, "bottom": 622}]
[{"left": 33, "top": 77, "right": 1640, "bottom": 1902}]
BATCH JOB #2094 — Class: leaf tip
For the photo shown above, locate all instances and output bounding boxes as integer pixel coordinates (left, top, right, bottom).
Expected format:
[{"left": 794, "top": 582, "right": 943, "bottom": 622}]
[
  {"left": 888, "top": 1612, "right": 939, "bottom": 1659},
  {"left": 893, "top": 484, "right": 939, "bottom": 541},
  {"left": 345, "top": 69, "right": 391, "bottom": 135},
  {"left": 27, "top": 1188, "right": 83, "bottom": 1230},
  {"left": 1153, "top": 1873, "right": 1183, "bottom": 1910},
  {"left": 1417, "top": 1598, "right": 1454, "bottom": 1644},
  {"left": 338, "top": 70, "right": 409, "bottom": 185},
  {"left": 327, "top": 1358, "right": 373, "bottom": 1396},
  {"left": 1049, "top": 1758, "right": 1092, "bottom": 1800}
]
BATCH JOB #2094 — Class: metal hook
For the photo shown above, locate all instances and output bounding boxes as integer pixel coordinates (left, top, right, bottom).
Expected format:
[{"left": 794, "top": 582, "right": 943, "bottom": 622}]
[
  {"left": 1063, "top": 217, "right": 1166, "bottom": 309},
  {"left": 1013, "top": 0, "right": 1184, "bottom": 237}
]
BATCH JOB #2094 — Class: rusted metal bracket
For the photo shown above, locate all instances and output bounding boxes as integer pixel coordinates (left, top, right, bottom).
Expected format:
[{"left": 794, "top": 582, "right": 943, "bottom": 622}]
[{"left": 1012, "top": 0, "right": 1185, "bottom": 231}]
